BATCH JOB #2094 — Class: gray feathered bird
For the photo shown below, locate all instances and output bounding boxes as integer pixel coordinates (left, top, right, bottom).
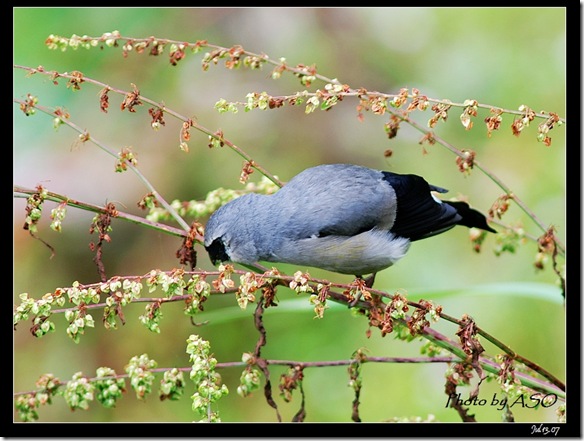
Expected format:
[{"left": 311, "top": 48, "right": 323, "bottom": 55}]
[{"left": 204, "top": 164, "right": 495, "bottom": 278}]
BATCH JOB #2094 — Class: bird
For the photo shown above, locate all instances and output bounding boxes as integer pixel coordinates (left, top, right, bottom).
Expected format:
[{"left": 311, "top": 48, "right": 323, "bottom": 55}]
[{"left": 204, "top": 164, "right": 495, "bottom": 284}]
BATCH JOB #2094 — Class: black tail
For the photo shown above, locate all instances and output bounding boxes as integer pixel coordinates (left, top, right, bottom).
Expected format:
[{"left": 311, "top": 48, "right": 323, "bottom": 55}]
[
  {"left": 443, "top": 201, "right": 496, "bottom": 233},
  {"left": 383, "top": 172, "right": 496, "bottom": 241}
]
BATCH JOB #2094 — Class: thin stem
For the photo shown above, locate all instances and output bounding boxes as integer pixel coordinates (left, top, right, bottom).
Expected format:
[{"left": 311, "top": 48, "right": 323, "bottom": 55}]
[
  {"left": 13, "top": 65, "right": 283, "bottom": 188},
  {"left": 39, "top": 35, "right": 565, "bottom": 123},
  {"left": 13, "top": 268, "right": 565, "bottom": 395},
  {"left": 14, "top": 186, "right": 187, "bottom": 239},
  {"left": 13, "top": 353, "right": 564, "bottom": 400},
  {"left": 14, "top": 98, "right": 191, "bottom": 233},
  {"left": 398, "top": 113, "right": 566, "bottom": 255}
]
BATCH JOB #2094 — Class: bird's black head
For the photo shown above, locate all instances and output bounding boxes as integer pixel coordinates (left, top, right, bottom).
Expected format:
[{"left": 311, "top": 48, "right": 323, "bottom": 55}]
[{"left": 205, "top": 237, "right": 230, "bottom": 265}]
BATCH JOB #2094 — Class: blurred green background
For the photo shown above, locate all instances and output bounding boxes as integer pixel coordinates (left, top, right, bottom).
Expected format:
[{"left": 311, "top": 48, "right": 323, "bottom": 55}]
[{"left": 13, "top": 7, "right": 566, "bottom": 423}]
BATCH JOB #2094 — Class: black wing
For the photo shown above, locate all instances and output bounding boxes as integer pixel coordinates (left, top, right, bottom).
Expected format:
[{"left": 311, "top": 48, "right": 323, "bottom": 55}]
[{"left": 382, "top": 172, "right": 462, "bottom": 241}]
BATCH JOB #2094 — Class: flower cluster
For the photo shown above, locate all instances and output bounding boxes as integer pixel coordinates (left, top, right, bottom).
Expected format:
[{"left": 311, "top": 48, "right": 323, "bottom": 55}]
[
  {"left": 49, "top": 202, "right": 67, "bottom": 232},
  {"left": 186, "top": 335, "right": 229, "bottom": 422},
  {"left": 455, "top": 149, "right": 476, "bottom": 175},
  {"left": 14, "top": 374, "right": 60, "bottom": 422},
  {"left": 237, "top": 272, "right": 262, "bottom": 309},
  {"left": 125, "top": 354, "right": 157, "bottom": 400},
  {"left": 46, "top": 33, "right": 100, "bottom": 51},
  {"left": 14, "top": 292, "right": 59, "bottom": 337},
  {"left": 145, "top": 187, "right": 232, "bottom": 223},
  {"left": 408, "top": 300, "right": 442, "bottom": 337},
  {"left": 145, "top": 269, "right": 185, "bottom": 298},
  {"left": 309, "top": 283, "right": 330, "bottom": 319},
  {"left": 237, "top": 355, "right": 261, "bottom": 398},
  {"left": 184, "top": 275, "right": 212, "bottom": 315},
  {"left": 94, "top": 367, "right": 126, "bottom": 408},
  {"left": 428, "top": 101, "right": 452, "bottom": 128},
  {"left": 63, "top": 372, "right": 95, "bottom": 411},
  {"left": 460, "top": 99, "right": 478, "bottom": 130},
  {"left": 115, "top": 147, "right": 138, "bottom": 172},
  {"left": 484, "top": 108, "right": 503, "bottom": 137},
  {"left": 22, "top": 185, "right": 47, "bottom": 234},
  {"left": 139, "top": 301, "right": 163, "bottom": 333},
  {"left": 537, "top": 112, "right": 562, "bottom": 147},
  {"left": 19, "top": 93, "right": 38, "bottom": 116},
  {"left": 102, "top": 278, "right": 142, "bottom": 330},
  {"left": 279, "top": 366, "right": 304, "bottom": 402},
  {"left": 289, "top": 271, "right": 314, "bottom": 294},
  {"left": 159, "top": 367, "right": 185, "bottom": 401},
  {"left": 511, "top": 104, "right": 536, "bottom": 137},
  {"left": 65, "top": 308, "right": 95, "bottom": 344},
  {"left": 367, "top": 291, "right": 409, "bottom": 337},
  {"left": 212, "top": 264, "right": 236, "bottom": 294},
  {"left": 347, "top": 349, "right": 366, "bottom": 393},
  {"left": 493, "top": 225, "right": 526, "bottom": 256}
]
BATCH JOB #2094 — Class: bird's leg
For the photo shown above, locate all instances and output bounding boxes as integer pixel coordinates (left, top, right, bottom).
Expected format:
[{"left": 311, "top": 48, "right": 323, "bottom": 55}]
[
  {"left": 363, "top": 273, "right": 377, "bottom": 288},
  {"left": 348, "top": 273, "right": 377, "bottom": 307}
]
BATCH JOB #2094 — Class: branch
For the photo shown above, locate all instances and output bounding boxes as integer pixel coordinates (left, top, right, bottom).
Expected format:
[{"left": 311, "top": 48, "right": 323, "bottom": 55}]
[
  {"left": 13, "top": 268, "right": 566, "bottom": 398},
  {"left": 14, "top": 186, "right": 188, "bottom": 240},
  {"left": 13, "top": 65, "right": 283, "bottom": 189}
]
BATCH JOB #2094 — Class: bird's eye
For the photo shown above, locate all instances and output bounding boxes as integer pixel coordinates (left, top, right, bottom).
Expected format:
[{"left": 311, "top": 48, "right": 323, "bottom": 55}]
[{"left": 205, "top": 238, "right": 230, "bottom": 265}]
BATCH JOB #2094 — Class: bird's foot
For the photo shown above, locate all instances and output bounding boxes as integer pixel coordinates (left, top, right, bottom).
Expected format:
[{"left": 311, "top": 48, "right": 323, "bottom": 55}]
[
  {"left": 348, "top": 273, "right": 377, "bottom": 307},
  {"left": 349, "top": 293, "right": 361, "bottom": 307},
  {"left": 363, "top": 273, "right": 376, "bottom": 288}
]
